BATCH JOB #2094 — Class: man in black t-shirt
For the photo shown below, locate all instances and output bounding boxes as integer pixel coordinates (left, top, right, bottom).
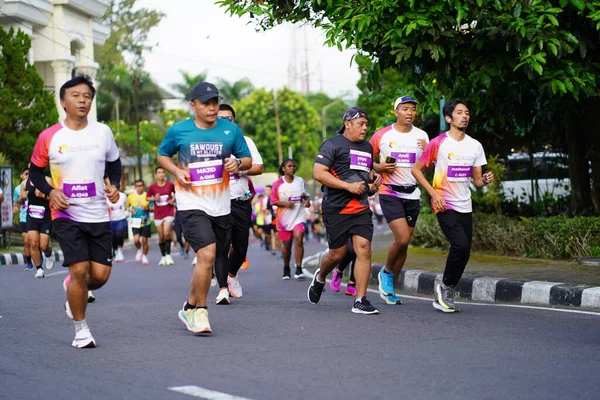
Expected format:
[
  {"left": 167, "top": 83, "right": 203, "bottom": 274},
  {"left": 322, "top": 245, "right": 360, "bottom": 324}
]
[{"left": 308, "top": 106, "right": 381, "bottom": 315}]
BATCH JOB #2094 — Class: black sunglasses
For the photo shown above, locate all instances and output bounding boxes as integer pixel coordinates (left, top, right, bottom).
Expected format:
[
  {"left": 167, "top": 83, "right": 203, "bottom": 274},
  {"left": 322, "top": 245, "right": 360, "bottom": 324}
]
[{"left": 218, "top": 116, "right": 233, "bottom": 122}]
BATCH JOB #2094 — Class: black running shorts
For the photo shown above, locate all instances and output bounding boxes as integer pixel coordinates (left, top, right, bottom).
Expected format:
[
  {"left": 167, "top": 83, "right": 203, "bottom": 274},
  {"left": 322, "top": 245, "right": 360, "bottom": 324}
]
[
  {"left": 323, "top": 211, "right": 373, "bottom": 250},
  {"left": 53, "top": 218, "right": 112, "bottom": 267},
  {"left": 379, "top": 195, "right": 420, "bottom": 227},
  {"left": 26, "top": 216, "right": 52, "bottom": 235},
  {"left": 132, "top": 226, "right": 151, "bottom": 238},
  {"left": 19, "top": 222, "right": 27, "bottom": 234},
  {"left": 179, "top": 210, "right": 231, "bottom": 253}
]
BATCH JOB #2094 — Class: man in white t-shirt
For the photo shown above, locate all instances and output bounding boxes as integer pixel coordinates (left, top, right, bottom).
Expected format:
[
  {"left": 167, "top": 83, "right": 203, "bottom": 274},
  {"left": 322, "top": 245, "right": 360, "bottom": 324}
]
[
  {"left": 370, "top": 96, "right": 429, "bottom": 305},
  {"left": 29, "top": 75, "right": 121, "bottom": 348},
  {"left": 218, "top": 104, "right": 264, "bottom": 303},
  {"left": 412, "top": 99, "right": 494, "bottom": 313}
]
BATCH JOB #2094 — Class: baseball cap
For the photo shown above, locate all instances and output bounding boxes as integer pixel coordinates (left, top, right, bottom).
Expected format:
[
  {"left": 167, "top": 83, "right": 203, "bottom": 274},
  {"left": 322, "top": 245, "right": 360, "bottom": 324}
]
[
  {"left": 189, "top": 82, "right": 220, "bottom": 103},
  {"left": 394, "top": 96, "right": 418, "bottom": 110},
  {"left": 336, "top": 106, "right": 369, "bottom": 134}
]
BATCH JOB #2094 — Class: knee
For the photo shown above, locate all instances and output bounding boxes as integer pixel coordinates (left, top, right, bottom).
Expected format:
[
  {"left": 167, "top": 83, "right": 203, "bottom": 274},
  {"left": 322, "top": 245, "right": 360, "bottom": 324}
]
[
  {"left": 327, "top": 250, "right": 344, "bottom": 264},
  {"left": 354, "top": 242, "right": 372, "bottom": 259},
  {"left": 394, "top": 237, "right": 410, "bottom": 250},
  {"left": 29, "top": 239, "right": 40, "bottom": 249},
  {"left": 451, "top": 240, "right": 471, "bottom": 254}
]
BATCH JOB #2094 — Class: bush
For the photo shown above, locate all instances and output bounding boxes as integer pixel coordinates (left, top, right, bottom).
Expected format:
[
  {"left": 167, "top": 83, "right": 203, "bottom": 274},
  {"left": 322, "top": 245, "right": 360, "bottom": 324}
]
[{"left": 413, "top": 213, "right": 600, "bottom": 260}]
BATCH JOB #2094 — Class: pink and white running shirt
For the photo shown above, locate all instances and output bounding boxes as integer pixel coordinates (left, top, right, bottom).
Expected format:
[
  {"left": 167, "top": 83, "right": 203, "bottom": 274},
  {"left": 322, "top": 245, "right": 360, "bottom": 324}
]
[
  {"left": 271, "top": 176, "right": 308, "bottom": 231},
  {"left": 31, "top": 121, "right": 120, "bottom": 222},
  {"left": 370, "top": 124, "right": 429, "bottom": 200},
  {"left": 419, "top": 132, "right": 486, "bottom": 213}
]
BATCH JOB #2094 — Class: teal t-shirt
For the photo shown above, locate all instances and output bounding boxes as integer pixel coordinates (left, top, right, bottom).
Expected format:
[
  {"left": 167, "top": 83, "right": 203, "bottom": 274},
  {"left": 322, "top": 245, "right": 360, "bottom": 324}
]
[{"left": 13, "top": 184, "right": 27, "bottom": 223}]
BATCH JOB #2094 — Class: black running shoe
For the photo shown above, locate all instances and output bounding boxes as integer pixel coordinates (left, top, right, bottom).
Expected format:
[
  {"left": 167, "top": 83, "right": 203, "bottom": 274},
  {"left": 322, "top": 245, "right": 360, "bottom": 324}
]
[
  {"left": 282, "top": 265, "right": 291, "bottom": 280},
  {"left": 307, "top": 268, "right": 325, "bottom": 304},
  {"left": 351, "top": 297, "right": 379, "bottom": 315},
  {"left": 294, "top": 266, "right": 306, "bottom": 280}
]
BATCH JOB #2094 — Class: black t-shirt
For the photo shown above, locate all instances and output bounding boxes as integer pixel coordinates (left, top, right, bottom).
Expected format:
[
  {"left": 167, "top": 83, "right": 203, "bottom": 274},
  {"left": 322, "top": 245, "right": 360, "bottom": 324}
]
[
  {"left": 315, "top": 135, "right": 373, "bottom": 215},
  {"left": 25, "top": 179, "right": 51, "bottom": 221}
]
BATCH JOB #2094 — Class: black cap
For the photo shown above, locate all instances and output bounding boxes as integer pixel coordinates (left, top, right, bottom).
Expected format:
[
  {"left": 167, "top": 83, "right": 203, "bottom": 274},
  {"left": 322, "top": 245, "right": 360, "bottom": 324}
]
[
  {"left": 337, "top": 106, "right": 369, "bottom": 134},
  {"left": 189, "top": 82, "right": 220, "bottom": 103}
]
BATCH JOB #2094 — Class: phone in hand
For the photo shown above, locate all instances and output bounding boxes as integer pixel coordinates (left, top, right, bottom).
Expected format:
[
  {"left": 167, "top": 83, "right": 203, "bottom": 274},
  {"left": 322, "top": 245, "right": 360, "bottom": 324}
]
[{"left": 385, "top": 156, "right": 396, "bottom": 164}]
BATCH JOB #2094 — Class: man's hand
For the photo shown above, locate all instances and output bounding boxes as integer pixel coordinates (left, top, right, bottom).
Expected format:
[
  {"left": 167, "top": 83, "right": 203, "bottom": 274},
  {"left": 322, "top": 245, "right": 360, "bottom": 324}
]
[
  {"left": 174, "top": 168, "right": 191, "bottom": 187},
  {"left": 375, "top": 161, "right": 396, "bottom": 174},
  {"left": 431, "top": 192, "right": 447, "bottom": 212},
  {"left": 286, "top": 201, "right": 295, "bottom": 208},
  {"left": 483, "top": 171, "right": 495, "bottom": 185},
  {"left": 105, "top": 185, "right": 120, "bottom": 204},
  {"left": 372, "top": 173, "right": 382, "bottom": 188},
  {"left": 49, "top": 189, "right": 69, "bottom": 210},
  {"left": 417, "top": 139, "right": 427, "bottom": 150},
  {"left": 345, "top": 181, "right": 366, "bottom": 195},
  {"left": 224, "top": 157, "right": 240, "bottom": 174}
]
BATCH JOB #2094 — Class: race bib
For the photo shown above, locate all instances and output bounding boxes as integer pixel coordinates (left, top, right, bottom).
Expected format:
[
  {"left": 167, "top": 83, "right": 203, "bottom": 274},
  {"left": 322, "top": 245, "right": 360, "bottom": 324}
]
[
  {"left": 28, "top": 205, "right": 45, "bottom": 219},
  {"left": 349, "top": 149, "right": 372, "bottom": 172},
  {"left": 189, "top": 160, "right": 224, "bottom": 187},
  {"left": 391, "top": 148, "right": 417, "bottom": 168},
  {"left": 157, "top": 194, "right": 169, "bottom": 206},
  {"left": 288, "top": 195, "right": 303, "bottom": 203},
  {"left": 63, "top": 179, "right": 97, "bottom": 204},
  {"left": 230, "top": 173, "right": 240, "bottom": 182},
  {"left": 130, "top": 218, "right": 142, "bottom": 229},
  {"left": 447, "top": 164, "right": 473, "bottom": 182}
]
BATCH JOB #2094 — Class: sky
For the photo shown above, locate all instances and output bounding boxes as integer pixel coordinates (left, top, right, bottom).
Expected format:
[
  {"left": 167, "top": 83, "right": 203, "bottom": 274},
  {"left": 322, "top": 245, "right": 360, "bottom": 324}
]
[{"left": 138, "top": 0, "right": 360, "bottom": 100}]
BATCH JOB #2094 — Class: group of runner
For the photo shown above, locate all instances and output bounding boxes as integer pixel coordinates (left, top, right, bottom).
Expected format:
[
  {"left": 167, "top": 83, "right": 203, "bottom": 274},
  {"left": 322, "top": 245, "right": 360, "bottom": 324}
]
[{"left": 22, "top": 74, "right": 492, "bottom": 347}]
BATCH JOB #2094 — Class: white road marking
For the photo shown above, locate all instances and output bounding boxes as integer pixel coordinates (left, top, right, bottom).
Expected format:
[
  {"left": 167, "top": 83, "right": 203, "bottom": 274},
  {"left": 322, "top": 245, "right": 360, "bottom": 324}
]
[
  {"left": 45, "top": 270, "right": 68, "bottom": 277},
  {"left": 169, "top": 385, "right": 253, "bottom": 400}
]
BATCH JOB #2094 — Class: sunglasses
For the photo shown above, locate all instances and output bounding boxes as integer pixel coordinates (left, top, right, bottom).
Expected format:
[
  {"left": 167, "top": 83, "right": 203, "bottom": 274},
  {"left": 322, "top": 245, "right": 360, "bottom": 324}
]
[{"left": 218, "top": 116, "right": 233, "bottom": 122}]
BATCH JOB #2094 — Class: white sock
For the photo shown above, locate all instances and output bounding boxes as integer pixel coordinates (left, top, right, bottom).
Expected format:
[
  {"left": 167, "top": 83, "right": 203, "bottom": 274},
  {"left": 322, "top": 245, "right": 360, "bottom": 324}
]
[{"left": 74, "top": 319, "right": 89, "bottom": 333}]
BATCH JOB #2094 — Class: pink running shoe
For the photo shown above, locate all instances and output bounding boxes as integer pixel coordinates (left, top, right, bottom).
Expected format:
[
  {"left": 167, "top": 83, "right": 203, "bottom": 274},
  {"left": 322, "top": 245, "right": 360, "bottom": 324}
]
[
  {"left": 345, "top": 284, "right": 356, "bottom": 296},
  {"left": 62, "top": 274, "right": 71, "bottom": 293},
  {"left": 330, "top": 269, "right": 343, "bottom": 292}
]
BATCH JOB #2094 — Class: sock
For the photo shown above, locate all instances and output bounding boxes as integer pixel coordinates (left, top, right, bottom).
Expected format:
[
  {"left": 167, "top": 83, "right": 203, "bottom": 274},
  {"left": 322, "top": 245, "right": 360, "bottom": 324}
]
[
  {"left": 184, "top": 302, "right": 196, "bottom": 310},
  {"left": 159, "top": 242, "right": 166, "bottom": 256},
  {"left": 25, "top": 255, "right": 32, "bottom": 264},
  {"left": 35, "top": 264, "right": 42, "bottom": 270},
  {"left": 74, "top": 319, "right": 89, "bottom": 333},
  {"left": 383, "top": 267, "right": 393, "bottom": 274},
  {"left": 316, "top": 275, "right": 325, "bottom": 284},
  {"left": 165, "top": 240, "right": 171, "bottom": 255},
  {"left": 44, "top": 248, "right": 52, "bottom": 257},
  {"left": 197, "top": 306, "right": 207, "bottom": 309}
]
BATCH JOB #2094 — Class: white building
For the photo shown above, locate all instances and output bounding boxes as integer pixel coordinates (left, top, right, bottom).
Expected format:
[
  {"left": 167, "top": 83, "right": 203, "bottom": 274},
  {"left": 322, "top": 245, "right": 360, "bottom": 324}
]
[{"left": 0, "top": 0, "right": 110, "bottom": 120}]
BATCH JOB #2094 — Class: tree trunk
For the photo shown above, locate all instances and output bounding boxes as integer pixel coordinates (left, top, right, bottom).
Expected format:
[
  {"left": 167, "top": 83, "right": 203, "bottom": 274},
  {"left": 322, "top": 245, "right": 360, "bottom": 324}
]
[
  {"left": 581, "top": 97, "right": 600, "bottom": 214},
  {"left": 564, "top": 107, "right": 593, "bottom": 214}
]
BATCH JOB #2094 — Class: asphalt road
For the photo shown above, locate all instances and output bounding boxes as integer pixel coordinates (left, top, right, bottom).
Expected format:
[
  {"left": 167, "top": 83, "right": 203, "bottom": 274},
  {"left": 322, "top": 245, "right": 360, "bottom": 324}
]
[{"left": 1, "top": 236, "right": 599, "bottom": 400}]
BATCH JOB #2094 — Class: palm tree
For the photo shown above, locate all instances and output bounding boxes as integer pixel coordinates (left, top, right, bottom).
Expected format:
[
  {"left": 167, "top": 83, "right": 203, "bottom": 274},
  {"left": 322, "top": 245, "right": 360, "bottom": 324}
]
[
  {"left": 216, "top": 77, "right": 254, "bottom": 103},
  {"left": 170, "top": 70, "right": 208, "bottom": 99}
]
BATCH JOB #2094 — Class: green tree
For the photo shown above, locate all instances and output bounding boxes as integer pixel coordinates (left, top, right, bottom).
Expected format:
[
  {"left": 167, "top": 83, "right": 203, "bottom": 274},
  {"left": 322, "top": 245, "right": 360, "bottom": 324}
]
[
  {"left": 304, "top": 92, "right": 348, "bottom": 141},
  {"left": 171, "top": 70, "right": 208, "bottom": 99},
  {"left": 233, "top": 88, "right": 321, "bottom": 178},
  {"left": 0, "top": 27, "right": 58, "bottom": 169},
  {"left": 216, "top": 77, "right": 254, "bottom": 103}
]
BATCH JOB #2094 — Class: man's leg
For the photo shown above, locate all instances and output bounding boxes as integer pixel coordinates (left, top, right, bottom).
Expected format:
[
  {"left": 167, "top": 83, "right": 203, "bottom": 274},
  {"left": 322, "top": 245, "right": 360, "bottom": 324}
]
[
  {"left": 21, "top": 231, "right": 32, "bottom": 268},
  {"left": 142, "top": 236, "right": 149, "bottom": 255},
  {"left": 163, "top": 219, "right": 173, "bottom": 260},
  {"left": 189, "top": 244, "right": 216, "bottom": 307},
  {"left": 27, "top": 229, "right": 44, "bottom": 278},
  {"left": 316, "top": 246, "right": 346, "bottom": 282},
  {"left": 385, "top": 218, "right": 414, "bottom": 281},
  {"left": 156, "top": 222, "right": 166, "bottom": 263},
  {"left": 351, "top": 235, "right": 372, "bottom": 299},
  {"left": 292, "top": 229, "right": 306, "bottom": 279},
  {"left": 228, "top": 202, "right": 251, "bottom": 277},
  {"left": 68, "top": 261, "right": 92, "bottom": 321}
]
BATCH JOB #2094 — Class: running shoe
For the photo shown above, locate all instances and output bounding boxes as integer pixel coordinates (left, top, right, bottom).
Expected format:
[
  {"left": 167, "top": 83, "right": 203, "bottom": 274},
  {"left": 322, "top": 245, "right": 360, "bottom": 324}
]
[
  {"left": 183, "top": 250, "right": 189, "bottom": 260},
  {"left": 378, "top": 268, "right": 395, "bottom": 297},
  {"left": 45, "top": 253, "right": 54, "bottom": 270},
  {"left": 294, "top": 266, "right": 306, "bottom": 280},
  {"left": 179, "top": 247, "right": 185, "bottom": 257},
  {"left": 34, "top": 268, "right": 45, "bottom": 279},
  {"left": 114, "top": 249, "right": 125, "bottom": 262},
  {"left": 345, "top": 284, "right": 356, "bottom": 296},
  {"left": 87, "top": 291, "right": 96, "bottom": 303},
  {"left": 282, "top": 265, "right": 291, "bottom": 280},
  {"left": 192, "top": 256, "right": 197, "bottom": 266},
  {"left": 64, "top": 301, "right": 73, "bottom": 319},
  {"left": 211, "top": 277, "right": 217, "bottom": 287},
  {"left": 241, "top": 257, "right": 249, "bottom": 270},
  {"left": 435, "top": 283, "right": 456, "bottom": 311},
  {"left": 178, "top": 302, "right": 195, "bottom": 332},
  {"left": 72, "top": 328, "right": 96, "bottom": 349},
  {"left": 63, "top": 274, "right": 70, "bottom": 292},
  {"left": 380, "top": 292, "right": 403, "bottom": 305},
  {"left": 351, "top": 297, "right": 379, "bottom": 315},
  {"left": 307, "top": 268, "right": 325, "bottom": 304},
  {"left": 142, "top": 255, "right": 149, "bottom": 265},
  {"left": 166, "top": 254, "right": 175, "bottom": 265},
  {"left": 193, "top": 308, "right": 212, "bottom": 334},
  {"left": 227, "top": 275, "right": 242, "bottom": 298},
  {"left": 216, "top": 288, "right": 230, "bottom": 305},
  {"left": 158, "top": 256, "right": 167, "bottom": 266},
  {"left": 330, "top": 269, "right": 343, "bottom": 292},
  {"left": 135, "top": 249, "right": 142, "bottom": 262},
  {"left": 24, "top": 263, "right": 34, "bottom": 271}
]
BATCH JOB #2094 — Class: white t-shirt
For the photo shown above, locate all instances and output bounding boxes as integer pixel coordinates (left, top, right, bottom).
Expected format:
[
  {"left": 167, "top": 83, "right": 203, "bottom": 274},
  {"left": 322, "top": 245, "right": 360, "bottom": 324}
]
[
  {"left": 230, "top": 136, "right": 263, "bottom": 199},
  {"left": 107, "top": 192, "right": 128, "bottom": 221},
  {"left": 31, "top": 121, "right": 120, "bottom": 223},
  {"left": 370, "top": 124, "right": 429, "bottom": 200},
  {"left": 270, "top": 176, "right": 308, "bottom": 231},
  {"left": 419, "top": 132, "right": 487, "bottom": 213}
]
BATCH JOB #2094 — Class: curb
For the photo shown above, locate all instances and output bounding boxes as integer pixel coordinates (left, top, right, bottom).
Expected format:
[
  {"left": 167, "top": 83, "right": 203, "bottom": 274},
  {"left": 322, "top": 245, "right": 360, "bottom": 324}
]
[
  {"left": 1, "top": 250, "right": 64, "bottom": 266},
  {"left": 303, "top": 250, "right": 600, "bottom": 310}
]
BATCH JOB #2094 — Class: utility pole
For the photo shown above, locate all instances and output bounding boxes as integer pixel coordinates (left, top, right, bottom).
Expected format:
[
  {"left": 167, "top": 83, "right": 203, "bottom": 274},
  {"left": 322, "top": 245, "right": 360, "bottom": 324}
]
[
  {"left": 322, "top": 98, "right": 343, "bottom": 142},
  {"left": 273, "top": 90, "right": 283, "bottom": 164}
]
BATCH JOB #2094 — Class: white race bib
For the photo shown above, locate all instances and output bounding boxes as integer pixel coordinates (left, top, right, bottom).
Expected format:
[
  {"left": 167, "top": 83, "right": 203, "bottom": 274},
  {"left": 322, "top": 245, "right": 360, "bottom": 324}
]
[{"left": 130, "top": 218, "right": 142, "bottom": 229}]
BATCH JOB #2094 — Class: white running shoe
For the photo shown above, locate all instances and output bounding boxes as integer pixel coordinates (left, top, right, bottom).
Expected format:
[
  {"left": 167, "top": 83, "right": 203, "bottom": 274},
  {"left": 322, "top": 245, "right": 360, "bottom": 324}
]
[
  {"left": 72, "top": 328, "right": 96, "bottom": 349},
  {"left": 211, "top": 277, "right": 217, "bottom": 287},
  {"left": 216, "top": 288, "right": 230, "bottom": 305},
  {"left": 166, "top": 254, "right": 175, "bottom": 265},
  {"left": 34, "top": 268, "right": 45, "bottom": 279},
  {"left": 192, "top": 256, "right": 197, "bottom": 266},
  {"left": 158, "top": 256, "right": 167, "bottom": 266},
  {"left": 87, "top": 291, "right": 96, "bottom": 303},
  {"left": 135, "top": 249, "right": 142, "bottom": 262},
  {"left": 65, "top": 301, "right": 73, "bottom": 319},
  {"left": 142, "top": 255, "right": 149, "bottom": 265},
  {"left": 227, "top": 275, "right": 242, "bottom": 298},
  {"left": 193, "top": 308, "right": 212, "bottom": 334},
  {"left": 45, "top": 253, "right": 54, "bottom": 270},
  {"left": 115, "top": 249, "right": 125, "bottom": 262}
]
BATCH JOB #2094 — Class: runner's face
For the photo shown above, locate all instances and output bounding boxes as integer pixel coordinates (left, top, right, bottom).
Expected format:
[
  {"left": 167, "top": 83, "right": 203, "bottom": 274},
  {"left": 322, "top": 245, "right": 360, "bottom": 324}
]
[
  {"left": 282, "top": 162, "right": 296, "bottom": 177},
  {"left": 447, "top": 104, "right": 470, "bottom": 131},
  {"left": 264, "top": 187, "right": 271, "bottom": 196},
  {"left": 395, "top": 103, "right": 416, "bottom": 125},
  {"left": 61, "top": 83, "right": 93, "bottom": 119},
  {"left": 135, "top": 183, "right": 144, "bottom": 194},
  {"left": 217, "top": 109, "right": 234, "bottom": 122},
  {"left": 155, "top": 169, "right": 165, "bottom": 181},
  {"left": 191, "top": 98, "right": 219, "bottom": 123},
  {"left": 345, "top": 117, "right": 369, "bottom": 141}
]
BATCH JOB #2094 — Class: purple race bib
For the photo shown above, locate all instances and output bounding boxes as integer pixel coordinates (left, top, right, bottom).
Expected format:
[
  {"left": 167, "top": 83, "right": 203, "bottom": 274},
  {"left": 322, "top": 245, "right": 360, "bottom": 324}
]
[
  {"left": 447, "top": 165, "right": 473, "bottom": 182},
  {"left": 189, "top": 160, "right": 224, "bottom": 187},
  {"left": 288, "top": 195, "right": 303, "bottom": 203},
  {"left": 28, "top": 205, "right": 45, "bottom": 219},
  {"left": 63, "top": 179, "right": 97, "bottom": 203},
  {"left": 391, "top": 150, "right": 417, "bottom": 167},
  {"left": 349, "top": 149, "right": 372, "bottom": 172}
]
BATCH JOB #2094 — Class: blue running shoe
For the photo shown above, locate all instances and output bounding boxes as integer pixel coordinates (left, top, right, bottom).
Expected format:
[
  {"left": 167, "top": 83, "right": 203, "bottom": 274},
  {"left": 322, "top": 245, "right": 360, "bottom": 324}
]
[
  {"left": 380, "top": 292, "right": 403, "bottom": 305},
  {"left": 24, "top": 263, "right": 34, "bottom": 271},
  {"left": 378, "top": 268, "right": 395, "bottom": 296}
]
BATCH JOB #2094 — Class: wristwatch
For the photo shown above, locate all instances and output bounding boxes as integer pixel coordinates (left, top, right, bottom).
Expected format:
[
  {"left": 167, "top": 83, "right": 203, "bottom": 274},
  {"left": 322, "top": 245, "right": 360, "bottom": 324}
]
[{"left": 236, "top": 159, "right": 243, "bottom": 169}]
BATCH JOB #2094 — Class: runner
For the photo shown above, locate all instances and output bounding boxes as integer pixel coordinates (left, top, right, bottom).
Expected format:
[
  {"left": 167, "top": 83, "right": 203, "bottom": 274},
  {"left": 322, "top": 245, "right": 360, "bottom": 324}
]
[
  {"left": 126, "top": 180, "right": 151, "bottom": 265},
  {"left": 271, "top": 159, "right": 310, "bottom": 280},
  {"left": 307, "top": 106, "right": 381, "bottom": 314},
  {"left": 107, "top": 189, "right": 128, "bottom": 262},
  {"left": 147, "top": 167, "right": 176, "bottom": 266},
  {"left": 157, "top": 81, "right": 251, "bottom": 333},
  {"left": 13, "top": 167, "right": 33, "bottom": 271},
  {"left": 262, "top": 185, "right": 273, "bottom": 252},
  {"left": 411, "top": 99, "right": 494, "bottom": 313},
  {"left": 370, "top": 96, "right": 429, "bottom": 305},
  {"left": 24, "top": 172, "right": 55, "bottom": 278},
  {"left": 218, "top": 103, "right": 264, "bottom": 300},
  {"left": 29, "top": 75, "right": 121, "bottom": 348},
  {"left": 173, "top": 210, "right": 190, "bottom": 259}
]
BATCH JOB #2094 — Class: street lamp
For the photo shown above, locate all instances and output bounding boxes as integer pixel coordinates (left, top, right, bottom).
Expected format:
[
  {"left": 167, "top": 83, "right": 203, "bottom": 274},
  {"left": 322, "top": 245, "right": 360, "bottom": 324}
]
[{"left": 321, "top": 98, "right": 344, "bottom": 142}]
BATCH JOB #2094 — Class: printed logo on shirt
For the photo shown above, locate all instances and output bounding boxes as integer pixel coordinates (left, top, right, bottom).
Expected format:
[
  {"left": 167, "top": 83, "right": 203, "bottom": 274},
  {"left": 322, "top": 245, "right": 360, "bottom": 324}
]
[
  {"left": 190, "top": 142, "right": 224, "bottom": 158},
  {"left": 58, "top": 144, "right": 68, "bottom": 154},
  {"left": 224, "top": 131, "right": 230, "bottom": 135},
  {"left": 59, "top": 144, "right": 100, "bottom": 154}
]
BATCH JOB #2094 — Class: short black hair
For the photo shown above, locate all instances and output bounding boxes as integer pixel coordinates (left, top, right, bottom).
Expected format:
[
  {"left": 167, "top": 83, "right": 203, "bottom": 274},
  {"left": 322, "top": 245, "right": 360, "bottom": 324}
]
[
  {"left": 443, "top": 99, "right": 469, "bottom": 118},
  {"left": 278, "top": 158, "right": 294, "bottom": 176},
  {"left": 265, "top": 185, "right": 272, "bottom": 189},
  {"left": 21, "top": 166, "right": 29, "bottom": 174},
  {"left": 155, "top": 166, "right": 165, "bottom": 174},
  {"left": 219, "top": 104, "right": 236, "bottom": 119},
  {"left": 135, "top": 179, "right": 145, "bottom": 186},
  {"left": 59, "top": 75, "right": 96, "bottom": 101}
]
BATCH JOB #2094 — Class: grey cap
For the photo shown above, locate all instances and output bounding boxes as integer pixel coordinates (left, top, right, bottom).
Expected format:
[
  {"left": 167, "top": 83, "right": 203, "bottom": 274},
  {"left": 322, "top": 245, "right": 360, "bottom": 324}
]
[{"left": 189, "top": 82, "right": 220, "bottom": 103}]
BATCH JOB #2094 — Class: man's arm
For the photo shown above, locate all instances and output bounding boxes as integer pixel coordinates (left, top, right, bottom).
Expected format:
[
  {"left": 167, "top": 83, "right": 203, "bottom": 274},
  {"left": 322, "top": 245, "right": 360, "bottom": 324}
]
[
  {"left": 314, "top": 164, "right": 365, "bottom": 195},
  {"left": 411, "top": 160, "right": 446, "bottom": 212}
]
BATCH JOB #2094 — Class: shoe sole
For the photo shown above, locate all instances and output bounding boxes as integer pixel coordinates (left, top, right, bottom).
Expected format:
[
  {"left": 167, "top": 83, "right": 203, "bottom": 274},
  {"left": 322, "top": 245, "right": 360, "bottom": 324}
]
[
  {"left": 378, "top": 270, "right": 393, "bottom": 296},
  {"left": 282, "top": 276, "right": 291, "bottom": 280},
  {"left": 228, "top": 288, "right": 242, "bottom": 299},
  {"left": 435, "top": 285, "right": 454, "bottom": 309},
  {"left": 307, "top": 269, "right": 322, "bottom": 305},
  {"left": 216, "top": 297, "right": 230, "bottom": 305},
  {"left": 34, "top": 274, "right": 45, "bottom": 279},
  {"left": 178, "top": 310, "right": 195, "bottom": 332},
  {"left": 294, "top": 275, "right": 306, "bottom": 280},
  {"left": 72, "top": 339, "right": 96, "bottom": 348},
  {"left": 379, "top": 292, "right": 403, "bottom": 305},
  {"left": 432, "top": 300, "right": 458, "bottom": 313},
  {"left": 87, "top": 297, "right": 96, "bottom": 303},
  {"left": 193, "top": 327, "right": 212, "bottom": 335},
  {"left": 351, "top": 307, "right": 380, "bottom": 315}
]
